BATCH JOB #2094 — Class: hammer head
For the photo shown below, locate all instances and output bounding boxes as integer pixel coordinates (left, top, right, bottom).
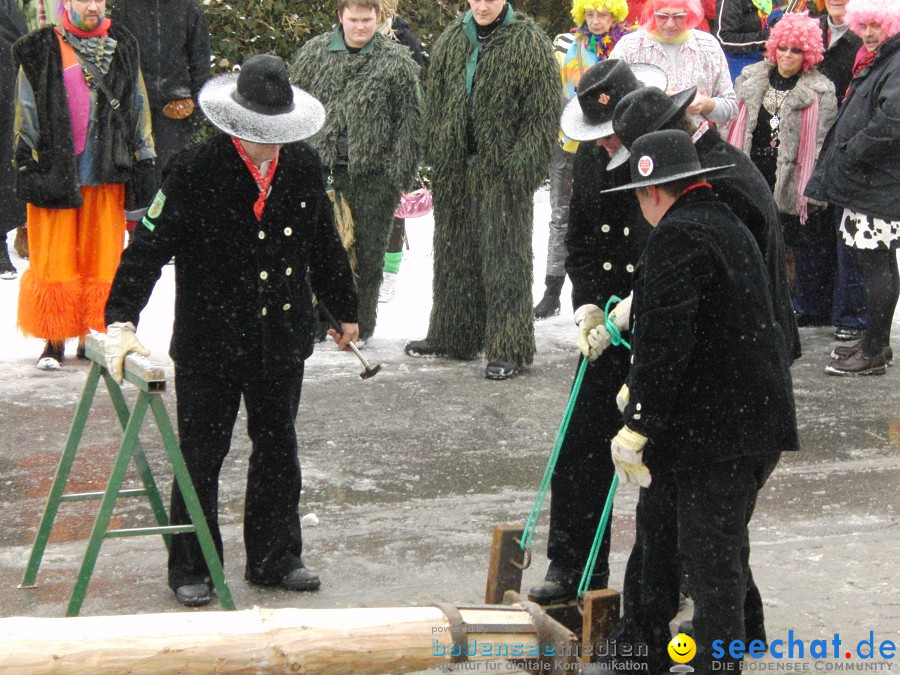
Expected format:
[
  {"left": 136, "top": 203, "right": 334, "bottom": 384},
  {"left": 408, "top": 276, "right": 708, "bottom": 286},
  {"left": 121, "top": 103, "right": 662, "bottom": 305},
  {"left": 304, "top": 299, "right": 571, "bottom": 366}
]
[{"left": 359, "top": 363, "right": 382, "bottom": 380}]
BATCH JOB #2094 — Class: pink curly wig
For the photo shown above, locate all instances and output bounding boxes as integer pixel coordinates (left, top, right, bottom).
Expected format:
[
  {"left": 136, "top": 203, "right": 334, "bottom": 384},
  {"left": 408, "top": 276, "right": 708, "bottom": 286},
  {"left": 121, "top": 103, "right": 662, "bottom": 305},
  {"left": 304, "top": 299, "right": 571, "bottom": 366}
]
[
  {"left": 641, "top": 0, "right": 704, "bottom": 33},
  {"left": 766, "top": 11, "right": 825, "bottom": 72},
  {"left": 845, "top": 0, "right": 900, "bottom": 41}
]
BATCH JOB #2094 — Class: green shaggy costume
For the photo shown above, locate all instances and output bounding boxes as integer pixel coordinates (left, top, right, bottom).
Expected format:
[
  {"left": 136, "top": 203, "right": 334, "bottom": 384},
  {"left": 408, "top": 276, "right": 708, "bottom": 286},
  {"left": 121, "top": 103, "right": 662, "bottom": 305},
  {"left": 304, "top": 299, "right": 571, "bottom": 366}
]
[
  {"left": 290, "top": 28, "right": 421, "bottom": 340},
  {"left": 423, "top": 7, "right": 558, "bottom": 367}
]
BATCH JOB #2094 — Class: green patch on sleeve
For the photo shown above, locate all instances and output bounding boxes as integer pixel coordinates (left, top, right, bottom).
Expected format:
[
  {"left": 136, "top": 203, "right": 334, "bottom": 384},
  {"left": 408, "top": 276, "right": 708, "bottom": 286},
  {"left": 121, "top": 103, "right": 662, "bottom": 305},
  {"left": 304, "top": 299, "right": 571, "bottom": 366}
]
[
  {"left": 141, "top": 216, "right": 155, "bottom": 232},
  {"left": 147, "top": 189, "right": 166, "bottom": 219}
]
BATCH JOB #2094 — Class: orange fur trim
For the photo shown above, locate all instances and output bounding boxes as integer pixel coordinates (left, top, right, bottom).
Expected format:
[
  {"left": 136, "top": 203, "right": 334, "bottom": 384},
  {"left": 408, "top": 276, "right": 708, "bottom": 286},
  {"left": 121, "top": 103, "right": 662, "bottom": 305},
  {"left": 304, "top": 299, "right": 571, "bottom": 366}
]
[
  {"left": 17, "top": 270, "right": 84, "bottom": 340},
  {"left": 81, "top": 278, "right": 113, "bottom": 334}
]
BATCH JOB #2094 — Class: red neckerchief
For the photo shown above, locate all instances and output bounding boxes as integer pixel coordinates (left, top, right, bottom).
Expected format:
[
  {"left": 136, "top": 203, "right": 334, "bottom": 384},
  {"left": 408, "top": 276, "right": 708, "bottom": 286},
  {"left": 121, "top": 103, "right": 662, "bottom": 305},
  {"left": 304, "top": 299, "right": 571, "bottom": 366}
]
[
  {"left": 61, "top": 11, "right": 111, "bottom": 38},
  {"left": 232, "top": 136, "right": 280, "bottom": 221}
]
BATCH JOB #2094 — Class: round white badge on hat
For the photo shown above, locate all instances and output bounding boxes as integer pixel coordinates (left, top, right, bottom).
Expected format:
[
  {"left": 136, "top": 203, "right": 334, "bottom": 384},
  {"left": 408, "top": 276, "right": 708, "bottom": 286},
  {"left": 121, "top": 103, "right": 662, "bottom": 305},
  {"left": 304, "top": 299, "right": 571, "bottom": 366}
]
[{"left": 638, "top": 156, "right": 654, "bottom": 177}]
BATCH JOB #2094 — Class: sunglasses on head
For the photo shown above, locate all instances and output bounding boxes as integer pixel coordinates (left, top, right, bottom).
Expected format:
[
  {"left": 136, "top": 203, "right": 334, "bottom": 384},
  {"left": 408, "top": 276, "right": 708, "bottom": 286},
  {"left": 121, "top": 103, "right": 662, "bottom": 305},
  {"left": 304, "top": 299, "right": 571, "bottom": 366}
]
[
  {"left": 653, "top": 11, "right": 688, "bottom": 22},
  {"left": 776, "top": 45, "right": 804, "bottom": 54}
]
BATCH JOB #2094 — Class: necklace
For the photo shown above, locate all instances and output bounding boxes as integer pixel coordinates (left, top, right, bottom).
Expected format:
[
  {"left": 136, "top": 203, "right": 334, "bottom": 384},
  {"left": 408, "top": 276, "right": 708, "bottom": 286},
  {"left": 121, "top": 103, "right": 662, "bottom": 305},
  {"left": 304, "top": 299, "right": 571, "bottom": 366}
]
[{"left": 762, "top": 86, "right": 790, "bottom": 148}]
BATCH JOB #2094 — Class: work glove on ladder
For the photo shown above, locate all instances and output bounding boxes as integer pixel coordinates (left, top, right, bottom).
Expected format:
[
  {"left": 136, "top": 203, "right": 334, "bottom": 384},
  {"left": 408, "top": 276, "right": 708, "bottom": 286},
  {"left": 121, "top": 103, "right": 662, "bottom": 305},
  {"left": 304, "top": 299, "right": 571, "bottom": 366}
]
[
  {"left": 104, "top": 322, "right": 150, "bottom": 384},
  {"left": 586, "top": 292, "right": 632, "bottom": 361},
  {"left": 611, "top": 425, "right": 651, "bottom": 488}
]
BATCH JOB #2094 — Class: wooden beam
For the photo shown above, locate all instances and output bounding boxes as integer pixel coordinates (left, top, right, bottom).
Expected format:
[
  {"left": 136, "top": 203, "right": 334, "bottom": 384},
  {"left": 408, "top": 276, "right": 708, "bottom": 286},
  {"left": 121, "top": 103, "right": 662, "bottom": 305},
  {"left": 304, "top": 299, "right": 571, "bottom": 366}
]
[
  {"left": 0, "top": 605, "right": 550, "bottom": 674},
  {"left": 581, "top": 588, "right": 621, "bottom": 663},
  {"left": 484, "top": 524, "right": 525, "bottom": 604}
]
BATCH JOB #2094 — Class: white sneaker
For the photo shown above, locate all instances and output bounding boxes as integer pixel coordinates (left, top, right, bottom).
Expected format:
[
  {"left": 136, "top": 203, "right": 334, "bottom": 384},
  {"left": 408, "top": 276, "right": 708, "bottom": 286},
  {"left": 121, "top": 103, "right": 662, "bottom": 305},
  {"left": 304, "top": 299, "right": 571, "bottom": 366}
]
[{"left": 378, "top": 272, "right": 397, "bottom": 303}]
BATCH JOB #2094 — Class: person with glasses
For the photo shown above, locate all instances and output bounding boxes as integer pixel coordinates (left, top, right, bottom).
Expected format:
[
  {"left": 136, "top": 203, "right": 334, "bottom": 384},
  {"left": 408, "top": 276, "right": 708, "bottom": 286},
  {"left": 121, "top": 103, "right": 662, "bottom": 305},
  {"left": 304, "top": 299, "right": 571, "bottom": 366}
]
[
  {"left": 727, "top": 12, "right": 837, "bottom": 331},
  {"left": 609, "top": 0, "right": 738, "bottom": 128}
]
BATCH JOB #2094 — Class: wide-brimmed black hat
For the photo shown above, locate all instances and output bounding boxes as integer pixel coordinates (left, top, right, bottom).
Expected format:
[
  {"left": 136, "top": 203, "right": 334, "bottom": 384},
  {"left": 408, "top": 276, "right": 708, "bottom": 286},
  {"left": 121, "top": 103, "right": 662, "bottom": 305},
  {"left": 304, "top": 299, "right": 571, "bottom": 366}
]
[
  {"left": 601, "top": 129, "right": 732, "bottom": 193},
  {"left": 198, "top": 54, "right": 325, "bottom": 144},
  {"left": 606, "top": 85, "right": 698, "bottom": 170},
  {"left": 560, "top": 60, "right": 667, "bottom": 142}
]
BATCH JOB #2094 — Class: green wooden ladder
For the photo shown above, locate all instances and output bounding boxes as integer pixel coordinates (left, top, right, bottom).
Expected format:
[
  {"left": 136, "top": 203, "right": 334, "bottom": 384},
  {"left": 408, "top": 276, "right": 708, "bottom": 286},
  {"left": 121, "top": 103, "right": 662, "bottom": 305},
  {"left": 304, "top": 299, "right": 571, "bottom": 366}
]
[{"left": 18, "top": 333, "right": 235, "bottom": 616}]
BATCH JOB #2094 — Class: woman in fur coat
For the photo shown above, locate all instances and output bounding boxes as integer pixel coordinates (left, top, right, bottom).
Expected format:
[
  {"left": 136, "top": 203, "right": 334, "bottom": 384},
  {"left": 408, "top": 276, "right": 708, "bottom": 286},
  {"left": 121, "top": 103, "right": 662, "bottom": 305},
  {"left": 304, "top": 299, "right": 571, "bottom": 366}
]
[
  {"left": 729, "top": 12, "right": 836, "bottom": 327},
  {"left": 404, "top": 1, "right": 559, "bottom": 379}
]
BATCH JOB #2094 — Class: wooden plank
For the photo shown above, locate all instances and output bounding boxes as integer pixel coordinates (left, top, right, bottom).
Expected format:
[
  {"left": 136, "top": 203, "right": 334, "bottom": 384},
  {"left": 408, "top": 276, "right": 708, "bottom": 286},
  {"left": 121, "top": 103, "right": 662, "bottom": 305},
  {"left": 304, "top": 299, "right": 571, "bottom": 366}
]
[
  {"left": 484, "top": 524, "right": 525, "bottom": 604},
  {"left": 84, "top": 332, "right": 166, "bottom": 393},
  {"left": 581, "top": 589, "right": 621, "bottom": 663}
]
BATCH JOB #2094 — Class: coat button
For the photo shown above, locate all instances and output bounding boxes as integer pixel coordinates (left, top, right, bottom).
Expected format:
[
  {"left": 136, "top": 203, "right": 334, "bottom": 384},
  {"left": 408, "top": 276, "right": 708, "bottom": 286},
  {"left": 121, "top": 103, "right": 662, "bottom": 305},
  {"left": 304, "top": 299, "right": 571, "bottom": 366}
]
[
  {"left": 284, "top": 227, "right": 293, "bottom": 236},
  {"left": 633, "top": 413, "right": 641, "bottom": 420},
  {"left": 626, "top": 264, "right": 634, "bottom": 273},
  {"left": 636, "top": 403, "right": 642, "bottom": 411},
  {"left": 300, "top": 202, "right": 306, "bottom": 208},
  {"left": 603, "top": 262, "right": 612, "bottom": 270},
  {"left": 283, "top": 303, "right": 291, "bottom": 311},
  {"left": 286, "top": 267, "right": 293, "bottom": 276},
  {"left": 258, "top": 231, "right": 266, "bottom": 239},
  {"left": 260, "top": 271, "right": 268, "bottom": 280},
  {"left": 262, "top": 307, "right": 268, "bottom": 316},
  {"left": 601, "top": 224, "right": 610, "bottom": 233},
  {"left": 623, "top": 227, "right": 630, "bottom": 236}
]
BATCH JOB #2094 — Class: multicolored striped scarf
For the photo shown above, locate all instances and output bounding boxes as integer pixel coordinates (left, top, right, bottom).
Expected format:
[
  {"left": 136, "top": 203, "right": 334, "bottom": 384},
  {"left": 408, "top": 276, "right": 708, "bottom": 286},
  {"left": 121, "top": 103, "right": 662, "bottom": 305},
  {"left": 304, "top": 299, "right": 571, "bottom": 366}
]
[{"left": 577, "top": 21, "right": 634, "bottom": 60}]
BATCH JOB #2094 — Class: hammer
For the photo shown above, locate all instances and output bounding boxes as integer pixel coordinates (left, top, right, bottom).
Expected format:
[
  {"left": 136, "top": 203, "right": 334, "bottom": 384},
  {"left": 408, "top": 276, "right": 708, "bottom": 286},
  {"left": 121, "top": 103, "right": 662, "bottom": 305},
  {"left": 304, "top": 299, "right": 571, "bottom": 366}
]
[{"left": 318, "top": 303, "right": 382, "bottom": 380}]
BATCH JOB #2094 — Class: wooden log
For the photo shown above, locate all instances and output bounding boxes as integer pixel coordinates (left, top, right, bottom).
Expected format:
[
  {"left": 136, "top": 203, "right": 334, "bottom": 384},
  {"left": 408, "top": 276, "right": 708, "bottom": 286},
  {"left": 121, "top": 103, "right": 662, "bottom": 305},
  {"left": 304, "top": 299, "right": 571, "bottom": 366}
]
[
  {"left": 581, "top": 589, "right": 621, "bottom": 663},
  {"left": 0, "top": 605, "right": 549, "bottom": 674}
]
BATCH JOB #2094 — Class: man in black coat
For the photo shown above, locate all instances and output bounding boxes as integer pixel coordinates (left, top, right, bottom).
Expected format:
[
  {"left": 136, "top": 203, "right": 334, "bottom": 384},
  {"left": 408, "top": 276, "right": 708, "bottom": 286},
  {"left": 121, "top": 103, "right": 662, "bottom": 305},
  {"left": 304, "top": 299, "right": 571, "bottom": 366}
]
[
  {"left": 596, "top": 129, "right": 797, "bottom": 673},
  {"left": 0, "top": 0, "right": 28, "bottom": 278},
  {"left": 526, "top": 60, "right": 662, "bottom": 605},
  {"left": 104, "top": 56, "right": 359, "bottom": 607},
  {"left": 110, "top": 0, "right": 211, "bottom": 187}
]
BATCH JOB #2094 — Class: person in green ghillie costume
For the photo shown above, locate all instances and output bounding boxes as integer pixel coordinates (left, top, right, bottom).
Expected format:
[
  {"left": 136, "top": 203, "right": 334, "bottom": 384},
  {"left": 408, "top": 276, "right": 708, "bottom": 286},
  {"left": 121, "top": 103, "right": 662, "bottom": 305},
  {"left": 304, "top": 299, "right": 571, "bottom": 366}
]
[
  {"left": 404, "top": 0, "right": 560, "bottom": 380},
  {"left": 290, "top": 0, "right": 421, "bottom": 342}
]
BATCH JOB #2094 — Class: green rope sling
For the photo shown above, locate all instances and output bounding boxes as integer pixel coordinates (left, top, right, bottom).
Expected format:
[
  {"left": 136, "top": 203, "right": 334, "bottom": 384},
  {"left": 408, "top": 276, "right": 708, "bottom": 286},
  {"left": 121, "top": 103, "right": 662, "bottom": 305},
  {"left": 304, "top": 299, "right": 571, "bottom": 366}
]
[{"left": 520, "top": 295, "right": 631, "bottom": 598}]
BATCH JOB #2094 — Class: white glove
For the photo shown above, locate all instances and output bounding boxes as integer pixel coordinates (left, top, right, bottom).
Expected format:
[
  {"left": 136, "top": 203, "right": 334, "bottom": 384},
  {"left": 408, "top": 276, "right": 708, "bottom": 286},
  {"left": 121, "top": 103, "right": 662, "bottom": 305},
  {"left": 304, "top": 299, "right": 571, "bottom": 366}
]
[
  {"left": 104, "top": 322, "right": 150, "bottom": 384},
  {"left": 574, "top": 304, "right": 604, "bottom": 360},
  {"left": 616, "top": 383, "right": 630, "bottom": 413},
  {"left": 611, "top": 426, "right": 651, "bottom": 488},
  {"left": 585, "top": 294, "right": 632, "bottom": 361}
]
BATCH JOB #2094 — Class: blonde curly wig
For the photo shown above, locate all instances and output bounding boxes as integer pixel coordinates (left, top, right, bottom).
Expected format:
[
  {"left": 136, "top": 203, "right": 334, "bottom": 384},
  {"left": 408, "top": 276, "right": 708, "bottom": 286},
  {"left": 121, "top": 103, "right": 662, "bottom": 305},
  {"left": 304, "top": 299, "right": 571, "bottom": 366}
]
[{"left": 571, "top": 0, "right": 630, "bottom": 27}]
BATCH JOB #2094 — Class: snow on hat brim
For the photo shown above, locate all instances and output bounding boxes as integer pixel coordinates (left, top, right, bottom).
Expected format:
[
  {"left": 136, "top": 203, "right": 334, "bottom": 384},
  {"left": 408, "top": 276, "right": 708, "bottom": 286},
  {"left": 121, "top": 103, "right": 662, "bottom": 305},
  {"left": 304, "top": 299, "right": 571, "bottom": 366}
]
[
  {"left": 606, "top": 85, "right": 698, "bottom": 171},
  {"left": 559, "top": 63, "right": 668, "bottom": 142},
  {"left": 199, "top": 73, "right": 326, "bottom": 145}
]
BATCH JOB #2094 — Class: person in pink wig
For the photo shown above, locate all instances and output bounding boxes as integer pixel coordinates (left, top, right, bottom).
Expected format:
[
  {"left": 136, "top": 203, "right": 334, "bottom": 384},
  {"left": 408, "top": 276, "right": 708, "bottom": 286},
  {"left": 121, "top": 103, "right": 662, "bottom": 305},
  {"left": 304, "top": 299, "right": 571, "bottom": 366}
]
[
  {"left": 806, "top": 0, "right": 900, "bottom": 375},
  {"left": 728, "top": 12, "right": 837, "bottom": 328},
  {"left": 609, "top": 0, "right": 738, "bottom": 127}
]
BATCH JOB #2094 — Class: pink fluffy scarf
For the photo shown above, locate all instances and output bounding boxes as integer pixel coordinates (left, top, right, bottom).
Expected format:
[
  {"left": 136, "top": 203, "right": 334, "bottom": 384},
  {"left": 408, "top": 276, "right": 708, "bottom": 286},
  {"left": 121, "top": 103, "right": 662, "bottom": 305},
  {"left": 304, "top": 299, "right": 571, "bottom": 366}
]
[{"left": 726, "top": 90, "right": 820, "bottom": 223}]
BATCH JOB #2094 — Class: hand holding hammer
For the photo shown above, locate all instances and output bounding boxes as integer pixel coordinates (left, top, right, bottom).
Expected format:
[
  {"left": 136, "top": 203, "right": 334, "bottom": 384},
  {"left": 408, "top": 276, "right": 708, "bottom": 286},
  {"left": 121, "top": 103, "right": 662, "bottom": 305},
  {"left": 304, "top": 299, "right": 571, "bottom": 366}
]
[{"left": 318, "top": 303, "right": 382, "bottom": 380}]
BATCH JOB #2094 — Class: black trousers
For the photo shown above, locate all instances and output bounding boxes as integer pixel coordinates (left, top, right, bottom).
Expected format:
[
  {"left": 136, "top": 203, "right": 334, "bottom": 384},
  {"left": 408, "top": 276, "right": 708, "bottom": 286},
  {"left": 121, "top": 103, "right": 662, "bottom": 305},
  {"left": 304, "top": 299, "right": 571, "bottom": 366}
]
[
  {"left": 168, "top": 366, "right": 305, "bottom": 589},
  {"left": 611, "top": 454, "right": 779, "bottom": 673},
  {"left": 546, "top": 349, "right": 629, "bottom": 588},
  {"left": 853, "top": 247, "right": 900, "bottom": 357}
]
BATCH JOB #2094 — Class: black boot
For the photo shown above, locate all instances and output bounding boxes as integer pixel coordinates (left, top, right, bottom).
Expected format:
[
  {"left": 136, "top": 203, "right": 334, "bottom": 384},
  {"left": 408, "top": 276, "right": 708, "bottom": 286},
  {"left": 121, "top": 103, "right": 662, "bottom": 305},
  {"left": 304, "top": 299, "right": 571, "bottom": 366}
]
[
  {"left": 0, "top": 239, "right": 16, "bottom": 280},
  {"left": 534, "top": 275, "right": 564, "bottom": 319}
]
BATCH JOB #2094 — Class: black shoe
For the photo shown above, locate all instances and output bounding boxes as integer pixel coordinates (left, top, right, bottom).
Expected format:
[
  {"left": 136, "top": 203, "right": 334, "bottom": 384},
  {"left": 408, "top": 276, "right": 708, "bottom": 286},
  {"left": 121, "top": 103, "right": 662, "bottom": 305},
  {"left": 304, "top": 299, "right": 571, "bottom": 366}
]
[
  {"left": 36, "top": 340, "right": 64, "bottom": 371},
  {"left": 280, "top": 565, "right": 321, "bottom": 592},
  {"left": 834, "top": 326, "right": 864, "bottom": 341},
  {"left": 174, "top": 582, "right": 212, "bottom": 607},
  {"left": 76, "top": 344, "right": 88, "bottom": 360},
  {"left": 534, "top": 275, "right": 565, "bottom": 319},
  {"left": 527, "top": 579, "right": 576, "bottom": 605},
  {"left": 485, "top": 360, "right": 519, "bottom": 380},
  {"left": 825, "top": 350, "right": 888, "bottom": 376},
  {"left": 831, "top": 342, "right": 893, "bottom": 365},
  {"left": 404, "top": 339, "right": 445, "bottom": 358},
  {"left": 0, "top": 243, "right": 16, "bottom": 280}
]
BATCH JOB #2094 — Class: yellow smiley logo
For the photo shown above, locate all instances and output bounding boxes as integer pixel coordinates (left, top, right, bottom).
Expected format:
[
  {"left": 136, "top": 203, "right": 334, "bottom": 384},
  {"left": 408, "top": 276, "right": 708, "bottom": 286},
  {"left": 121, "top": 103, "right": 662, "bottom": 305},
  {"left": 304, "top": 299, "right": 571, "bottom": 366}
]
[{"left": 668, "top": 633, "right": 697, "bottom": 663}]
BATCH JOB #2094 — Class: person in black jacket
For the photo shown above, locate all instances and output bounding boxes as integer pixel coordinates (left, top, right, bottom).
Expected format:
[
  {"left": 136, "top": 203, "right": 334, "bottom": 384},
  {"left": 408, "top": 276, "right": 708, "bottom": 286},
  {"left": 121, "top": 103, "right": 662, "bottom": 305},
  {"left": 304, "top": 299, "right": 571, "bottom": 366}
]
[
  {"left": 815, "top": 0, "right": 867, "bottom": 343},
  {"left": 110, "top": 0, "right": 211, "bottom": 187},
  {"left": 0, "top": 0, "right": 28, "bottom": 279},
  {"left": 716, "top": 0, "right": 778, "bottom": 80},
  {"left": 526, "top": 59, "right": 664, "bottom": 605},
  {"left": 104, "top": 56, "right": 359, "bottom": 607},
  {"left": 595, "top": 129, "right": 797, "bottom": 674},
  {"left": 807, "top": 0, "right": 900, "bottom": 375}
]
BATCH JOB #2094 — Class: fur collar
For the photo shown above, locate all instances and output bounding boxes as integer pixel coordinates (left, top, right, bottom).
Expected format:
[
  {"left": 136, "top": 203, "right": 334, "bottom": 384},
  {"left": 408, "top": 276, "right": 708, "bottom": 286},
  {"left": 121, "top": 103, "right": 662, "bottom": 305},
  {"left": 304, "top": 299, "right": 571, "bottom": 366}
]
[{"left": 736, "top": 60, "right": 834, "bottom": 112}]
